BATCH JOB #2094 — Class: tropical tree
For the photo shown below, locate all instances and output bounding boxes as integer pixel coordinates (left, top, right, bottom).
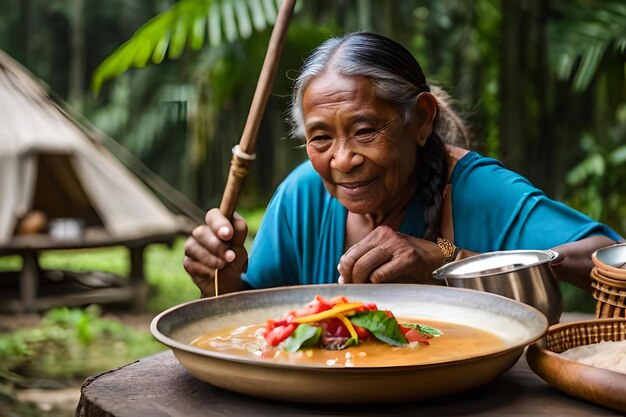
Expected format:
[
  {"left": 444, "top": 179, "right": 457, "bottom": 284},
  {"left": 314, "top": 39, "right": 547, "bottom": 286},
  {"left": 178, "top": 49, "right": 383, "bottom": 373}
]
[
  {"left": 89, "top": 0, "right": 309, "bottom": 207},
  {"left": 549, "top": 0, "right": 626, "bottom": 235},
  {"left": 83, "top": 0, "right": 624, "bottom": 226},
  {"left": 89, "top": 0, "right": 495, "bottom": 207}
]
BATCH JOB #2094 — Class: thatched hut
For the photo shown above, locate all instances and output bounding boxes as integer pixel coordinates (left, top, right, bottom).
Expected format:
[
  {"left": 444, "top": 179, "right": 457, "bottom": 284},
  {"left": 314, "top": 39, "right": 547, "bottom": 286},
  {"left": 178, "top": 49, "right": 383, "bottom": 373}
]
[{"left": 0, "top": 50, "right": 202, "bottom": 312}]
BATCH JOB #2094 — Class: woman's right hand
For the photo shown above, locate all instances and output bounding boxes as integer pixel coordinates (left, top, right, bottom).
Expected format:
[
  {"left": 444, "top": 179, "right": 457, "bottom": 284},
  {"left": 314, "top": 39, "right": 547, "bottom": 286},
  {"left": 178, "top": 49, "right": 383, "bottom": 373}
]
[{"left": 183, "top": 208, "right": 249, "bottom": 296}]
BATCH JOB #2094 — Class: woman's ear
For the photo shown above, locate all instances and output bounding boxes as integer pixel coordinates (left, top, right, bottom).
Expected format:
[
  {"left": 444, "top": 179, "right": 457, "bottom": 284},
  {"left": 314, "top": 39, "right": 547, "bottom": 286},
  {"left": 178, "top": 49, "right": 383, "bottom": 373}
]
[{"left": 414, "top": 92, "right": 437, "bottom": 147}]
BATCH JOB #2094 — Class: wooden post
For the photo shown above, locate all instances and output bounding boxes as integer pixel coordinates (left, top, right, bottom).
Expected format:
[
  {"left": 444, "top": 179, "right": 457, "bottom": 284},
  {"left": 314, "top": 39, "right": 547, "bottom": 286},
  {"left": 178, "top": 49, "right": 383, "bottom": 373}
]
[
  {"left": 19, "top": 251, "right": 39, "bottom": 313},
  {"left": 129, "top": 245, "right": 147, "bottom": 310}
]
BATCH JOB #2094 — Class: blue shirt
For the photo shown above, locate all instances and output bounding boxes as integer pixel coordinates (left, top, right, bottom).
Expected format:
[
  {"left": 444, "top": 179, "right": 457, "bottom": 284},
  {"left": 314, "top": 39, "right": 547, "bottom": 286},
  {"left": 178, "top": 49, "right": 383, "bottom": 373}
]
[{"left": 243, "top": 152, "right": 621, "bottom": 288}]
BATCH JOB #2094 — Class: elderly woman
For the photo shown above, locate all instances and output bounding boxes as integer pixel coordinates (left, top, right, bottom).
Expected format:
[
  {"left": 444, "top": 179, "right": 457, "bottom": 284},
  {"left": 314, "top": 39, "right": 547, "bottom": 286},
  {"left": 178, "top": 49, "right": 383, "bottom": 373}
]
[{"left": 183, "top": 32, "right": 622, "bottom": 297}]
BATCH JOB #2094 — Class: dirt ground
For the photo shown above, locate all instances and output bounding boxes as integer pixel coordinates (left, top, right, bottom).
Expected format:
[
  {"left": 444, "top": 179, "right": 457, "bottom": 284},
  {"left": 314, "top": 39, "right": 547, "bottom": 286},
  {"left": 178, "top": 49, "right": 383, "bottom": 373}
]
[{"left": 14, "top": 387, "right": 82, "bottom": 415}]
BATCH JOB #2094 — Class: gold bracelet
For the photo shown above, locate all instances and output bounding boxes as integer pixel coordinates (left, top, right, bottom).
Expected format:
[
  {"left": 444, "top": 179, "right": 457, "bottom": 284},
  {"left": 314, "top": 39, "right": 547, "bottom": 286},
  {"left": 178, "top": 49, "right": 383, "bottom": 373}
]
[{"left": 436, "top": 237, "right": 457, "bottom": 263}]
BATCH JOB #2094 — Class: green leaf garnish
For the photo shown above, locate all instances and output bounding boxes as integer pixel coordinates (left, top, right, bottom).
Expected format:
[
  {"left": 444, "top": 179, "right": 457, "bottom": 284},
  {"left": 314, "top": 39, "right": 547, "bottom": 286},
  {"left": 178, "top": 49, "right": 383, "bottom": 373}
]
[
  {"left": 343, "top": 337, "right": 358, "bottom": 349},
  {"left": 282, "top": 324, "right": 322, "bottom": 352},
  {"left": 350, "top": 311, "right": 407, "bottom": 346},
  {"left": 400, "top": 323, "right": 443, "bottom": 337}
]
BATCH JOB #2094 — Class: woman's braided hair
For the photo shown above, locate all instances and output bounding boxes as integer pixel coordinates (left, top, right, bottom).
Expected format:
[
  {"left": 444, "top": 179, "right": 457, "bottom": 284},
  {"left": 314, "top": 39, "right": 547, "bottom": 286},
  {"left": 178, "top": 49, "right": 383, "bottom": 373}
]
[{"left": 289, "top": 32, "right": 470, "bottom": 241}]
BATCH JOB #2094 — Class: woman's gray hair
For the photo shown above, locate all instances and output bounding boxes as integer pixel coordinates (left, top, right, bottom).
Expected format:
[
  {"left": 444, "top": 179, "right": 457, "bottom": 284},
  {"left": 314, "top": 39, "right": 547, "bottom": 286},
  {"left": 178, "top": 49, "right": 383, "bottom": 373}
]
[
  {"left": 289, "top": 32, "right": 469, "bottom": 147},
  {"left": 289, "top": 32, "right": 470, "bottom": 240}
]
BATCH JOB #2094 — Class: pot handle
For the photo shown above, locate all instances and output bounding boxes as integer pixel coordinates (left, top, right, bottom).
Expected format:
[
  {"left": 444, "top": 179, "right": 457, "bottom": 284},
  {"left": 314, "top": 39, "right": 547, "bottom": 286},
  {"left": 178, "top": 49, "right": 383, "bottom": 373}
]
[
  {"left": 546, "top": 249, "right": 560, "bottom": 263},
  {"left": 546, "top": 250, "right": 561, "bottom": 277},
  {"left": 431, "top": 267, "right": 449, "bottom": 286}
]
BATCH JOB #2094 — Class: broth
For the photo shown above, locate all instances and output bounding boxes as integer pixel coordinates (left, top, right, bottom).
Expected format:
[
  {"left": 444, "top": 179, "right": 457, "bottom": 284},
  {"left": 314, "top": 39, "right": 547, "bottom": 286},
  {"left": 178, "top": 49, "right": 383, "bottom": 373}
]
[{"left": 190, "top": 318, "right": 506, "bottom": 367}]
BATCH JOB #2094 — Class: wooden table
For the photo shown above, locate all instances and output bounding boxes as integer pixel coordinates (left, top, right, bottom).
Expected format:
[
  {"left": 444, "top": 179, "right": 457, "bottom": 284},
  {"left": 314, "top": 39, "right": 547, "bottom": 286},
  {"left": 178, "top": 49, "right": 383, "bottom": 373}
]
[
  {"left": 76, "top": 348, "right": 620, "bottom": 416},
  {"left": 0, "top": 232, "right": 178, "bottom": 313}
]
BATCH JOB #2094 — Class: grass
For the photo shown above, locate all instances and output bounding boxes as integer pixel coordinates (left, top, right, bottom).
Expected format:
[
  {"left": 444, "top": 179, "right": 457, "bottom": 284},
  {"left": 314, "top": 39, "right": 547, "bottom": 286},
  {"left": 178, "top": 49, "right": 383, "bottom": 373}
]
[{"left": 0, "top": 305, "right": 164, "bottom": 383}]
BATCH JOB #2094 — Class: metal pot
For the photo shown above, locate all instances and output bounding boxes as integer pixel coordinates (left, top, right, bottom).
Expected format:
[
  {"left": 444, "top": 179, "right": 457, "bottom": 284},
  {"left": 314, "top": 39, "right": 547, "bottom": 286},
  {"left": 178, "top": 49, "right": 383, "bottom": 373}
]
[
  {"left": 49, "top": 218, "right": 84, "bottom": 241},
  {"left": 432, "top": 250, "right": 562, "bottom": 324}
]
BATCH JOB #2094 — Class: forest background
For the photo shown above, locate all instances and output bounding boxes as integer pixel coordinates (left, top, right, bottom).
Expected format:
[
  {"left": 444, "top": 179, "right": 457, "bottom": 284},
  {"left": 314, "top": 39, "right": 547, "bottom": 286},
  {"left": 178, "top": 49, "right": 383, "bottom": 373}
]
[
  {"left": 1, "top": 0, "right": 624, "bottom": 228},
  {"left": 0, "top": 0, "right": 625, "bottom": 414}
]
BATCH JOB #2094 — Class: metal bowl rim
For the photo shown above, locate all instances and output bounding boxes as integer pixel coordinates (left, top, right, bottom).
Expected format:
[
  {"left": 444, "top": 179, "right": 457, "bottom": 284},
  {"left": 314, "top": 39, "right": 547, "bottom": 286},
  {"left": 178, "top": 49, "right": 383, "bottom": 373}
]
[{"left": 433, "top": 249, "right": 557, "bottom": 279}]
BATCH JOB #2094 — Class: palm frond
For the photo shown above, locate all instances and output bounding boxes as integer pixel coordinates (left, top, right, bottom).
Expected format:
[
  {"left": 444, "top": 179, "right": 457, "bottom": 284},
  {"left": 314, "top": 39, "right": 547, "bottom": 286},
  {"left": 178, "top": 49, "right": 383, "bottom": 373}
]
[
  {"left": 549, "top": 1, "right": 626, "bottom": 91},
  {"left": 92, "top": 0, "right": 281, "bottom": 94}
]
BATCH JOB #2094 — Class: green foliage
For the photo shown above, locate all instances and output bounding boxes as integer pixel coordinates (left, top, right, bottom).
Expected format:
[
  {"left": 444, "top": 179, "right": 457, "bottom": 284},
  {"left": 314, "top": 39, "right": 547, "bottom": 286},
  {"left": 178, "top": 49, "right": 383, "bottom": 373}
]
[
  {"left": 550, "top": 0, "right": 626, "bottom": 91},
  {"left": 240, "top": 207, "right": 265, "bottom": 235},
  {"left": 0, "top": 305, "right": 164, "bottom": 384},
  {"left": 0, "top": 256, "right": 22, "bottom": 271},
  {"left": 559, "top": 282, "right": 596, "bottom": 313},
  {"left": 144, "top": 239, "right": 201, "bottom": 312},
  {"left": 564, "top": 125, "right": 626, "bottom": 236},
  {"left": 92, "top": 0, "right": 283, "bottom": 93},
  {"left": 38, "top": 246, "right": 129, "bottom": 276},
  {"left": 408, "top": 0, "right": 502, "bottom": 155},
  {"left": 0, "top": 338, "right": 29, "bottom": 383}
]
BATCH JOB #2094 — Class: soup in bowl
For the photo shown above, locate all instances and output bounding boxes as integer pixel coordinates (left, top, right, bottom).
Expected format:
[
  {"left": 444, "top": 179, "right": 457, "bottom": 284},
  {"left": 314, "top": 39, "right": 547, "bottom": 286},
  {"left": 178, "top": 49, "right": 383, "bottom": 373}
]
[{"left": 151, "top": 284, "right": 548, "bottom": 403}]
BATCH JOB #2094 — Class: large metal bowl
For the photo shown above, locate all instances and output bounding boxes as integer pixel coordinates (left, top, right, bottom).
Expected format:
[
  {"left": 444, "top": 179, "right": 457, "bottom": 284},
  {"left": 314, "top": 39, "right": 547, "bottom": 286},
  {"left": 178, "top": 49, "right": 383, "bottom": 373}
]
[
  {"left": 151, "top": 284, "right": 547, "bottom": 403},
  {"left": 432, "top": 250, "right": 562, "bottom": 324}
]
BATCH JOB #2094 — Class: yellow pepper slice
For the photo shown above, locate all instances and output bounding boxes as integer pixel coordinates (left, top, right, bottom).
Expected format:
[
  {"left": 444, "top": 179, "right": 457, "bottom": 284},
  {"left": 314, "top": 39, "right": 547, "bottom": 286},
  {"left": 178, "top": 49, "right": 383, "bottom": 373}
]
[
  {"left": 337, "top": 313, "right": 359, "bottom": 342},
  {"left": 292, "top": 302, "right": 364, "bottom": 323}
]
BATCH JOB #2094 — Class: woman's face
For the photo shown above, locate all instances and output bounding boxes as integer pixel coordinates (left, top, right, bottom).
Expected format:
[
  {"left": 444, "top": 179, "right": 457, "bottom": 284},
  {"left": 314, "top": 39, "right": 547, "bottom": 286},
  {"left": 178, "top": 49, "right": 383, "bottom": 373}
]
[{"left": 303, "top": 71, "right": 423, "bottom": 215}]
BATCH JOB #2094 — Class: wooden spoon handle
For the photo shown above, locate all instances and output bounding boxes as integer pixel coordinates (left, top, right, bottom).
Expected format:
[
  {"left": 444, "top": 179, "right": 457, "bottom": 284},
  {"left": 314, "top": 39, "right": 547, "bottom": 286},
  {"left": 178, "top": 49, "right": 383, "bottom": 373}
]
[{"left": 219, "top": 0, "right": 296, "bottom": 219}]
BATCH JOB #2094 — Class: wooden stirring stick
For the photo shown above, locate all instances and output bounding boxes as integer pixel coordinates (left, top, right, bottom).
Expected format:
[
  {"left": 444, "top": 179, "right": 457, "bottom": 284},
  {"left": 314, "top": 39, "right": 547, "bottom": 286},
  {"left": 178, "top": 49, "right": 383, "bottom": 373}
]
[{"left": 215, "top": 0, "right": 297, "bottom": 296}]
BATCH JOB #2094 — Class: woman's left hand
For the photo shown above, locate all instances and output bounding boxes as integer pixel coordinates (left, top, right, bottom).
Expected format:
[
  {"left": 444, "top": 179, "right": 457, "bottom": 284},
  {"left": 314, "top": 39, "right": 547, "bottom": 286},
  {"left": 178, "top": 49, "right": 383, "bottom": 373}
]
[{"left": 337, "top": 226, "right": 444, "bottom": 284}]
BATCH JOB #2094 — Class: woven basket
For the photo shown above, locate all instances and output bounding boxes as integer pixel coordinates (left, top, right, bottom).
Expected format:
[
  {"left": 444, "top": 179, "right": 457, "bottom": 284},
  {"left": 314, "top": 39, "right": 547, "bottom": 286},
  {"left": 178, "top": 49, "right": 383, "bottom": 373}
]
[
  {"left": 595, "top": 265, "right": 626, "bottom": 281},
  {"left": 590, "top": 267, "right": 626, "bottom": 319},
  {"left": 527, "top": 318, "right": 626, "bottom": 412},
  {"left": 591, "top": 266, "right": 626, "bottom": 287},
  {"left": 543, "top": 318, "right": 626, "bottom": 353}
]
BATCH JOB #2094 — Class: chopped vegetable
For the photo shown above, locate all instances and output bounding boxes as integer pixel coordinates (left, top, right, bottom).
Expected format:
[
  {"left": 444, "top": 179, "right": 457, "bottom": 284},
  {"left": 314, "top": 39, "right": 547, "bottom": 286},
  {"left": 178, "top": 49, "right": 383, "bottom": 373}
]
[
  {"left": 263, "top": 318, "right": 299, "bottom": 346},
  {"left": 337, "top": 313, "right": 359, "bottom": 346},
  {"left": 292, "top": 302, "right": 364, "bottom": 324},
  {"left": 263, "top": 295, "right": 442, "bottom": 352}
]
